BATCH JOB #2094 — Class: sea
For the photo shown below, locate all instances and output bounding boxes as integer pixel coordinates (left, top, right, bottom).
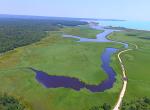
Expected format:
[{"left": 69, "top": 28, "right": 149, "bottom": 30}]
[{"left": 97, "top": 20, "right": 150, "bottom": 31}]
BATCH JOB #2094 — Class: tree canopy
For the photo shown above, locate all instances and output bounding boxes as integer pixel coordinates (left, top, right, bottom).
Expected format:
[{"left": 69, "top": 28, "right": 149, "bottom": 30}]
[{"left": 0, "top": 18, "right": 87, "bottom": 53}]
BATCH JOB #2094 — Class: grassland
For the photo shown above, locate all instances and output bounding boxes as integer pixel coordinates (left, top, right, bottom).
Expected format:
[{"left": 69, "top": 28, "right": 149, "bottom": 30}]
[
  {"left": 62, "top": 25, "right": 103, "bottom": 38},
  {"left": 109, "top": 29, "right": 150, "bottom": 103},
  {"left": 0, "top": 26, "right": 123, "bottom": 110}
]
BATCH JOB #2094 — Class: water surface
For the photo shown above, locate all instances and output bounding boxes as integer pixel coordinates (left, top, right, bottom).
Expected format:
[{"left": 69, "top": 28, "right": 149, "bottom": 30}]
[
  {"left": 98, "top": 20, "right": 150, "bottom": 31},
  {"left": 31, "top": 48, "right": 118, "bottom": 92},
  {"left": 31, "top": 25, "right": 128, "bottom": 92}
]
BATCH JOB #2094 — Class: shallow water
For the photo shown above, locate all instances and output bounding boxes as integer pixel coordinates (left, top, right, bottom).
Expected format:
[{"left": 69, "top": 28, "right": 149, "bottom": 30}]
[
  {"left": 31, "top": 25, "right": 128, "bottom": 92},
  {"left": 31, "top": 47, "right": 118, "bottom": 92},
  {"left": 63, "top": 27, "right": 113, "bottom": 42}
]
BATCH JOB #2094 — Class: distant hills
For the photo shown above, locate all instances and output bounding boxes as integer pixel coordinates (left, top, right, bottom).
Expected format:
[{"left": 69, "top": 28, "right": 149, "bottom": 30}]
[{"left": 0, "top": 14, "right": 125, "bottom": 21}]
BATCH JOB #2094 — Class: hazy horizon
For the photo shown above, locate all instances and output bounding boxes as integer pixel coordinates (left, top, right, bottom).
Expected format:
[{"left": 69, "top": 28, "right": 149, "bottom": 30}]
[
  {"left": 0, "top": 0, "right": 150, "bottom": 21},
  {"left": 0, "top": 13, "right": 126, "bottom": 21}
]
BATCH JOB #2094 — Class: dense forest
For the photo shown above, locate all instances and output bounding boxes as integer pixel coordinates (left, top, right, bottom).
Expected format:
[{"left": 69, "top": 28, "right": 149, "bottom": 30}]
[
  {"left": 121, "top": 97, "right": 150, "bottom": 110},
  {"left": 0, "top": 94, "right": 26, "bottom": 110},
  {"left": 89, "top": 97, "right": 150, "bottom": 110},
  {"left": 0, "top": 17, "right": 87, "bottom": 53}
]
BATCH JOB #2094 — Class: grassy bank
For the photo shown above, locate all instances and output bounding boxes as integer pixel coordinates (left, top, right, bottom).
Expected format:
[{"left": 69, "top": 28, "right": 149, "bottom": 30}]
[
  {"left": 0, "top": 26, "right": 123, "bottom": 110},
  {"left": 62, "top": 25, "right": 103, "bottom": 38},
  {"left": 109, "top": 29, "right": 150, "bottom": 103}
]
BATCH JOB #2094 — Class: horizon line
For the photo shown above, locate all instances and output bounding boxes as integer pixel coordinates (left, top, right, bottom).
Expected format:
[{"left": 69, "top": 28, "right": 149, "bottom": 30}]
[{"left": 0, "top": 13, "right": 126, "bottom": 21}]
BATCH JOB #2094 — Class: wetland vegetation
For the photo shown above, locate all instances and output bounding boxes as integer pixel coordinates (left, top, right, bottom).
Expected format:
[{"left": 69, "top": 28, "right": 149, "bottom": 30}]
[{"left": 0, "top": 16, "right": 150, "bottom": 110}]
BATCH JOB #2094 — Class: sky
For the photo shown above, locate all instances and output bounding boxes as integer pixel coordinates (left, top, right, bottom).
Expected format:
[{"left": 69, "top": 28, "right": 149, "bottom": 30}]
[{"left": 0, "top": 0, "right": 150, "bottom": 21}]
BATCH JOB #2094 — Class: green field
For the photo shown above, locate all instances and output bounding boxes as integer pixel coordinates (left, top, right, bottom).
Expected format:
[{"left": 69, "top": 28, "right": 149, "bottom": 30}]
[
  {"left": 1, "top": 25, "right": 149, "bottom": 110},
  {"left": 0, "top": 27, "right": 124, "bottom": 110},
  {"left": 62, "top": 25, "right": 103, "bottom": 38},
  {"left": 109, "top": 30, "right": 150, "bottom": 104}
]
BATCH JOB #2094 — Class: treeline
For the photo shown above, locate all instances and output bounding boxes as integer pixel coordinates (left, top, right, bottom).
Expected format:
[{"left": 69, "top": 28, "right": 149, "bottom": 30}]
[
  {"left": 0, "top": 18, "right": 87, "bottom": 53},
  {"left": 89, "top": 103, "right": 111, "bottom": 110},
  {"left": 121, "top": 97, "right": 150, "bottom": 110},
  {"left": 0, "top": 94, "right": 26, "bottom": 110}
]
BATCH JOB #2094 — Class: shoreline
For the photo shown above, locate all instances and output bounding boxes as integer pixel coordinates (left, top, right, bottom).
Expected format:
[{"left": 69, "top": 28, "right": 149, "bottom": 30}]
[
  {"left": 89, "top": 20, "right": 150, "bottom": 31},
  {"left": 31, "top": 25, "right": 120, "bottom": 92}
]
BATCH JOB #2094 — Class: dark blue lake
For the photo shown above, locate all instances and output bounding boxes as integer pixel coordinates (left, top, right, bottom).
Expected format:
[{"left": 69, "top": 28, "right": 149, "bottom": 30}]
[
  {"left": 31, "top": 47, "right": 118, "bottom": 92},
  {"left": 31, "top": 25, "right": 127, "bottom": 92}
]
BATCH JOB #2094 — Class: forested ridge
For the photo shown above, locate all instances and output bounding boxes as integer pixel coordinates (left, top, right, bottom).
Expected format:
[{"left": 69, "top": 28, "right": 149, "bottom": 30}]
[{"left": 0, "top": 18, "right": 87, "bottom": 53}]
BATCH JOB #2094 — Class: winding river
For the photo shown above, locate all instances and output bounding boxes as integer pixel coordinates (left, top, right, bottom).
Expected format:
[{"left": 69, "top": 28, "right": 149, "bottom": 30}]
[{"left": 31, "top": 25, "right": 128, "bottom": 92}]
